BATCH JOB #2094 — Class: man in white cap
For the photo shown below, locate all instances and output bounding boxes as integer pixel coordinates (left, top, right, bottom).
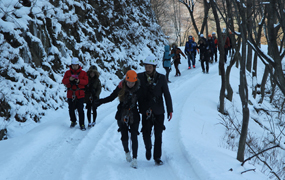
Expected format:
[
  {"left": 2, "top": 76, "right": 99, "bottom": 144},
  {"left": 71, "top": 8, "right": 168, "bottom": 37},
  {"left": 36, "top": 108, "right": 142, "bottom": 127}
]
[
  {"left": 62, "top": 57, "right": 88, "bottom": 131},
  {"left": 137, "top": 55, "right": 173, "bottom": 165}
]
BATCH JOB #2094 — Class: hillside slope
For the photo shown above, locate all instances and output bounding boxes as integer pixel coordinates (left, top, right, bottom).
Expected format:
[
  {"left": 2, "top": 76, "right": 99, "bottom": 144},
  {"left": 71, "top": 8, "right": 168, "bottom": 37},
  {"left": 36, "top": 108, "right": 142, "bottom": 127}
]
[{"left": 0, "top": 0, "right": 166, "bottom": 136}]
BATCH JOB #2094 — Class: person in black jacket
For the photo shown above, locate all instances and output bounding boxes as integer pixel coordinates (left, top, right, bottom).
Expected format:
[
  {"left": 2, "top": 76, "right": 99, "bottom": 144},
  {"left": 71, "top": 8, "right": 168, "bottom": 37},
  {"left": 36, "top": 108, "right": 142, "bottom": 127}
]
[
  {"left": 84, "top": 65, "right": 101, "bottom": 127},
  {"left": 207, "top": 35, "right": 215, "bottom": 63},
  {"left": 137, "top": 55, "right": 173, "bottom": 165},
  {"left": 94, "top": 70, "right": 141, "bottom": 168},
  {"left": 198, "top": 34, "right": 211, "bottom": 73}
]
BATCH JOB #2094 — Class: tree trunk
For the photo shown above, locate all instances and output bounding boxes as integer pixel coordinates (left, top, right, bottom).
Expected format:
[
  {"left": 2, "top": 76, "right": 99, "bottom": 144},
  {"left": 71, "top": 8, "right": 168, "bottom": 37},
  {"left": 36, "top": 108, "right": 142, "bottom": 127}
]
[
  {"left": 246, "top": 0, "right": 253, "bottom": 72},
  {"left": 179, "top": 0, "right": 199, "bottom": 36},
  {"left": 269, "top": 73, "right": 276, "bottom": 103},
  {"left": 235, "top": 0, "right": 250, "bottom": 162},
  {"left": 225, "top": 37, "right": 241, "bottom": 101},
  {"left": 237, "top": 33, "right": 250, "bottom": 162},
  {"left": 252, "top": 12, "right": 265, "bottom": 99},
  {"left": 258, "top": 66, "right": 269, "bottom": 104},
  {"left": 209, "top": 0, "right": 226, "bottom": 114}
]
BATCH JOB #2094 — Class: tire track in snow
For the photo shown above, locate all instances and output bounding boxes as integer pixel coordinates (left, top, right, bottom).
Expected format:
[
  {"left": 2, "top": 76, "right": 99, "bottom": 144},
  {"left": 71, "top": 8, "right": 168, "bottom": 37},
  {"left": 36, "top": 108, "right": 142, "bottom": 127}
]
[{"left": 162, "top": 55, "right": 219, "bottom": 180}]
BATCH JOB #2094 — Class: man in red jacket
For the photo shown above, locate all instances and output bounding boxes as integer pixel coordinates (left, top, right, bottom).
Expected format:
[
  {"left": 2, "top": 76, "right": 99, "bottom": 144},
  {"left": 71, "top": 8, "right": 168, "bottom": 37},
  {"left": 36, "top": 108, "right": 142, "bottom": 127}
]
[{"left": 62, "top": 57, "right": 88, "bottom": 130}]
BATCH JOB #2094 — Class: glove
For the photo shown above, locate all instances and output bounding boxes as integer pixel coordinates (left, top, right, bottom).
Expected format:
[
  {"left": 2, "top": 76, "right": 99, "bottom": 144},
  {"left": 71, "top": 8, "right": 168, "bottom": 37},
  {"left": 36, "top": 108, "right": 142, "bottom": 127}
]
[
  {"left": 93, "top": 99, "right": 102, "bottom": 108},
  {"left": 168, "top": 112, "right": 173, "bottom": 121}
]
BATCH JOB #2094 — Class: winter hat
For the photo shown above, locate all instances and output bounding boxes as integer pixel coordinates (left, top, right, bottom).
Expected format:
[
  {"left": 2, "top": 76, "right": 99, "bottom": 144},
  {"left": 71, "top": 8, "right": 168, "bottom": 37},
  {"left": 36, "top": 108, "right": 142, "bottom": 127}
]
[
  {"left": 223, "top": 28, "right": 226, "bottom": 33},
  {"left": 125, "top": 70, "right": 138, "bottom": 82},
  {"left": 188, "top": 35, "right": 193, "bottom": 39},
  {"left": 144, "top": 55, "right": 157, "bottom": 66},
  {"left": 200, "top": 34, "right": 204, "bottom": 38},
  {"left": 208, "top": 34, "right": 212, "bottom": 38},
  {"left": 71, "top": 57, "right": 80, "bottom": 65},
  {"left": 212, "top": 32, "right": 216, "bottom": 35}
]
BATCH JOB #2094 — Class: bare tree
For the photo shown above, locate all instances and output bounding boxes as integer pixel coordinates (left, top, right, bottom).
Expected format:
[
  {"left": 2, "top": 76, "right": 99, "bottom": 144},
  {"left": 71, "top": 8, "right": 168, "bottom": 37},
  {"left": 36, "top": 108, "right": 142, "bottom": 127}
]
[
  {"left": 172, "top": 0, "right": 183, "bottom": 45},
  {"left": 231, "top": 0, "right": 250, "bottom": 163}
]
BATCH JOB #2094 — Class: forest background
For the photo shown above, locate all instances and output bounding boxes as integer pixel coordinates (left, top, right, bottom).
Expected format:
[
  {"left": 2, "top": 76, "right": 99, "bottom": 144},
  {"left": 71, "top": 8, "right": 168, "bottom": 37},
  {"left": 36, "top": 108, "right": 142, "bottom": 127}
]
[{"left": 151, "top": 0, "right": 285, "bottom": 179}]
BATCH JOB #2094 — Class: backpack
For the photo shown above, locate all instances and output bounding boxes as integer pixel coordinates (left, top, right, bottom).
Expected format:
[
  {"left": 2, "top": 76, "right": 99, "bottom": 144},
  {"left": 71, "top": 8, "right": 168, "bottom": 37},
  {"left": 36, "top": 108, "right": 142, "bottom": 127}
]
[{"left": 163, "top": 52, "right": 171, "bottom": 68}]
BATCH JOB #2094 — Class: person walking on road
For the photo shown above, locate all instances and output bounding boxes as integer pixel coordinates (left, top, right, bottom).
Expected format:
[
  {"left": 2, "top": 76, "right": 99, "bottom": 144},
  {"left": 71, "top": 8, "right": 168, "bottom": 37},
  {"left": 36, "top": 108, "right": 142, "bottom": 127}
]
[
  {"left": 62, "top": 57, "right": 89, "bottom": 131},
  {"left": 137, "top": 55, "right": 173, "bottom": 165},
  {"left": 94, "top": 70, "right": 141, "bottom": 168},
  {"left": 198, "top": 34, "right": 211, "bottom": 73},
  {"left": 212, "top": 32, "right": 218, "bottom": 62},
  {"left": 171, "top": 43, "right": 186, "bottom": 76},
  {"left": 84, "top": 65, "right": 101, "bottom": 128},
  {"left": 162, "top": 44, "right": 174, "bottom": 83},
  {"left": 184, "top": 35, "right": 197, "bottom": 69}
]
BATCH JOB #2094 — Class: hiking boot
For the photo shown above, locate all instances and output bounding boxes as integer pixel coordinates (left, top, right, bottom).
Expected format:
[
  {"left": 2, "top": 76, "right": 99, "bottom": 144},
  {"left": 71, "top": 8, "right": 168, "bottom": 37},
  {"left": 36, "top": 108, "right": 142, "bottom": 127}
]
[
  {"left": 154, "top": 159, "right": 163, "bottom": 165},
  {"left": 80, "top": 125, "right": 86, "bottom": 131},
  {"left": 125, "top": 152, "right": 132, "bottom": 162},
  {"left": 70, "top": 122, "right": 77, "bottom": 128},
  {"left": 88, "top": 123, "right": 92, "bottom": 128},
  {"left": 193, "top": 65, "right": 196, "bottom": 68},
  {"left": 188, "top": 67, "right": 191, "bottom": 69},
  {"left": 91, "top": 122, "right": 96, "bottom": 126},
  {"left": 131, "top": 158, "right": 137, "bottom": 168},
  {"left": 146, "top": 149, "right": 151, "bottom": 161},
  {"left": 202, "top": 70, "right": 205, "bottom": 73},
  {"left": 167, "top": 80, "right": 171, "bottom": 83}
]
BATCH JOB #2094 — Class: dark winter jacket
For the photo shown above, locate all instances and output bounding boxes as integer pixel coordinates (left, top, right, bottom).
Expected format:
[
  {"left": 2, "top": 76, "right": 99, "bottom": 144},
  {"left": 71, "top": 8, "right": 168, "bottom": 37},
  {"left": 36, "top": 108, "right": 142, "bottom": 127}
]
[
  {"left": 207, "top": 38, "right": 215, "bottom": 55},
  {"left": 99, "top": 79, "right": 141, "bottom": 124},
  {"left": 171, "top": 47, "right": 186, "bottom": 64},
  {"left": 220, "top": 33, "right": 231, "bottom": 49},
  {"left": 84, "top": 66, "right": 101, "bottom": 103},
  {"left": 137, "top": 71, "right": 173, "bottom": 115},
  {"left": 62, "top": 66, "right": 88, "bottom": 99},
  {"left": 213, "top": 37, "right": 218, "bottom": 50},
  {"left": 185, "top": 39, "right": 197, "bottom": 54},
  {"left": 198, "top": 37, "right": 211, "bottom": 60}
]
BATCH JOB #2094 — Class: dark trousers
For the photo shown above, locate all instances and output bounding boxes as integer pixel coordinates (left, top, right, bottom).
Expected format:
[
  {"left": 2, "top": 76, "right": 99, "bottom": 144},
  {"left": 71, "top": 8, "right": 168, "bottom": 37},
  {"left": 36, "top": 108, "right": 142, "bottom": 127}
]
[
  {"left": 174, "top": 62, "right": 181, "bottom": 76},
  {"left": 164, "top": 67, "right": 171, "bottom": 81},
  {"left": 118, "top": 120, "right": 139, "bottom": 159},
  {"left": 68, "top": 98, "right": 85, "bottom": 126},
  {"left": 187, "top": 53, "right": 195, "bottom": 67},
  {"left": 201, "top": 58, "right": 209, "bottom": 73},
  {"left": 142, "top": 114, "right": 165, "bottom": 160},
  {"left": 86, "top": 100, "right": 98, "bottom": 123},
  {"left": 224, "top": 48, "right": 228, "bottom": 63}
]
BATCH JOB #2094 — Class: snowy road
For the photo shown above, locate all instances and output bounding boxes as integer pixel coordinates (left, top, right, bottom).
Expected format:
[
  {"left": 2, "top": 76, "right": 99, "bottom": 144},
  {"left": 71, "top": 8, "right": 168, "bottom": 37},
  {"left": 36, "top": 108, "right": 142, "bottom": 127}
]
[{"left": 0, "top": 55, "right": 268, "bottom": 180}]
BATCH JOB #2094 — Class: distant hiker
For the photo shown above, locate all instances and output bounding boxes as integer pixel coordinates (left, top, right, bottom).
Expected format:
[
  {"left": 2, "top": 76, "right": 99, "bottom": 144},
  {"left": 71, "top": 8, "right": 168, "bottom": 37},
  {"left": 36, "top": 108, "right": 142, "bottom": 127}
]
[
  {"left": 207, "top": 34, "right": 215, "bottom": 63},
  {"left": 184, "top": 35, "right": 197, "bottom": 69},
  {"left": 192, "top": 36, "right": 199, "bottom": 62},
  {"left": 212, "top": 32, "right": 218, "bottom": 62},
  {"left": 62, "top": 57, "right": 88, "bottom": 131},
  {"left": 221, "top": 28, "right": 231, "bottom": 63},
  {"left": 94, "top": 70, "right": 141, "bottom": 168},
  {"left": 162, "top": 44, "right": 175, "bottom": 83},
  {"left": 228, "top": 31, "right": 234, "bottom": 57},
  {"left": 137, "top": 55, "right": 173, "bottom": 165},
  {"left": 84, "top": 65, "right": 101, "bottom": 128},
  {"left": 198, "top": 34, "right": 211, "bottom": 73},
  {"left": 171, "top": 43, "right": 186, "bottom": 76}
]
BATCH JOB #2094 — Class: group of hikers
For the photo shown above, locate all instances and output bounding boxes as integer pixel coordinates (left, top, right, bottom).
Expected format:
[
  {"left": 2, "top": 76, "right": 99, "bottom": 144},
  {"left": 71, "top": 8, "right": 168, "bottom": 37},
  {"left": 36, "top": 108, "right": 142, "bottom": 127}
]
[
  {"left": 163, "top": 29, "right": 233, "bottom": 82},
  {"left": 62, "top": 56, "right": 173, "bottom": 169},
  {"left": 61, "top": 30, "right": 233, "bottom": 168}
]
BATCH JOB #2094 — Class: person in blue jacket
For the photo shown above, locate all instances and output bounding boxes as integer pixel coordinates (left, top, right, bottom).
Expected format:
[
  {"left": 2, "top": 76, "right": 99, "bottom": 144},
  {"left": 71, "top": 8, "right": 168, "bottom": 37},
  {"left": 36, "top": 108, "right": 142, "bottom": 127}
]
[
  {"left": 162, "top": 45, "right": 175, "bottom": 83},
  {"left": 184, "top": 35, "right": 197, "bottom": 69}
]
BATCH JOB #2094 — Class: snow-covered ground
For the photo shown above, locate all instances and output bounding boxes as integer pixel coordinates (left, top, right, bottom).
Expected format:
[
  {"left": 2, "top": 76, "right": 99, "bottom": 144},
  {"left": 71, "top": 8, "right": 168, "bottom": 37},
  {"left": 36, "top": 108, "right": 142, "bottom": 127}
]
[{"left": 0, "top": 48, "right": 270, "bottom": 180}]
